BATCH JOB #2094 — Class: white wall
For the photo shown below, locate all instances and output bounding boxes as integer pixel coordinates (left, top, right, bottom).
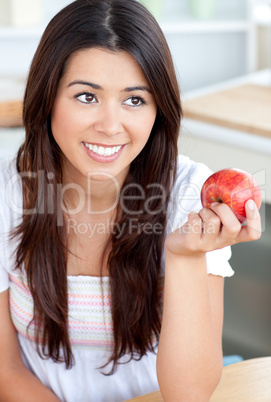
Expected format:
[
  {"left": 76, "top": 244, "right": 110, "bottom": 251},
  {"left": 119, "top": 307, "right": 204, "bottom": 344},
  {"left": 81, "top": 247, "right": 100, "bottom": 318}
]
[
  {"left": 166, "top": 31, "right": 247, "bottom": 92},
  {"left": 257, "top": 26, "right": 270, "bottom": 69},
  {"left": 0, "top": 0, "right": 268, "bottom": 92}
]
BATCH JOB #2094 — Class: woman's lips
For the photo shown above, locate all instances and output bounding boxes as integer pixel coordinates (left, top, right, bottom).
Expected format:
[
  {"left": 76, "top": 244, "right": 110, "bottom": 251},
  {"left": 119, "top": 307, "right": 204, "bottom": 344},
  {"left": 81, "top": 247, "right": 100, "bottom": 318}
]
[{"left": 82, "top": 141, "right": 126, "bottom": 163}]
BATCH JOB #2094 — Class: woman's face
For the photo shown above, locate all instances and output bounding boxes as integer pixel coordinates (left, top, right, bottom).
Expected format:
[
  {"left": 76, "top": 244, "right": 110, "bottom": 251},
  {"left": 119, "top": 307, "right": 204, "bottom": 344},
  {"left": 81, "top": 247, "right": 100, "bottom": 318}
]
[{"left": 51, "top": 48, "right": 157, "bottom": 186}]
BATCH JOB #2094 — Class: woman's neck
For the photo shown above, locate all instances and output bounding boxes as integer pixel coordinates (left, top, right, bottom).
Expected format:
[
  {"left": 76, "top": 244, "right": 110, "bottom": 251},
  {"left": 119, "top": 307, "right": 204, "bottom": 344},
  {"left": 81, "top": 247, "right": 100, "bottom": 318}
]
[{"left": 61, "top": 165, "right": 127, "bottom": 217}]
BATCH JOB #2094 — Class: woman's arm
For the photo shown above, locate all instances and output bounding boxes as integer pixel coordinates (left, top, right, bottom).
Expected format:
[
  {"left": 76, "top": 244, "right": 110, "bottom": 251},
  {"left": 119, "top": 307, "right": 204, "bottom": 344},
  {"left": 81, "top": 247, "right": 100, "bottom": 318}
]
[
  {"left": 0, "top": 290, "right": 60, "bottom": 402},
  {"left": 157, "top": 201, "right": 261, "bottom": 401}
]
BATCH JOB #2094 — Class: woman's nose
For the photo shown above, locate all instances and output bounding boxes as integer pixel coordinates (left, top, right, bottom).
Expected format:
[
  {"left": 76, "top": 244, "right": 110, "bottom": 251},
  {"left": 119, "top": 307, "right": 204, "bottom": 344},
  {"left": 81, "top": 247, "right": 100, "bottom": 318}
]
[{"left": 93, "top": 103, "right": 124, "bottom": 137}]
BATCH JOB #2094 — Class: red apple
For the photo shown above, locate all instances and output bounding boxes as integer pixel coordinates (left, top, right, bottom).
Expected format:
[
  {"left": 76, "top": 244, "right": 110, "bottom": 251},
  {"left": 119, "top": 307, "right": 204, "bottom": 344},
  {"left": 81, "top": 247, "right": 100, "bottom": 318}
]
[{"left": 200, "top": 168, "right": 262, "bottom": 223}]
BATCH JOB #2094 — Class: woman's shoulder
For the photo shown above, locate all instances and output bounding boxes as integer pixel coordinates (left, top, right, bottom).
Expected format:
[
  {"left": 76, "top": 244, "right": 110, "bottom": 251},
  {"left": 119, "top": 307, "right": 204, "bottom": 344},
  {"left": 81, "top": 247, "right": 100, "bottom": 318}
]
[
  {"left": 175, "top": 154, "right": 212, "bottom": 188},
  {"left": 0, "top": 157, "right": 23, "bottom": 287},
  {"left": 171, "top": 154, "right": 213, "bottom": 205},
  {"left": 167, "top": 155, "right": 213, "bottom": 232},
  {"left": 0, "top": 157, "right": 19, "bottom": 186}
]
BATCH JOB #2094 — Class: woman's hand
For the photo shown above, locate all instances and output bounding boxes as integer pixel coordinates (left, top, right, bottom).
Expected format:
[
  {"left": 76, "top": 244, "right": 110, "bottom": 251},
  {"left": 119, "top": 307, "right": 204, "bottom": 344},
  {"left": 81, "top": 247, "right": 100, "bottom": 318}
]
[{"left": 165, "top": 199, "right": 262, "bottom": 258}]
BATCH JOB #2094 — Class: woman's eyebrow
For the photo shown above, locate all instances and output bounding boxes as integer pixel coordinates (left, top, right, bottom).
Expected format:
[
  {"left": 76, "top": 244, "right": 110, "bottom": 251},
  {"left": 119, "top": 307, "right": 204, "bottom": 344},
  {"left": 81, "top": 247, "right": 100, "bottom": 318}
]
[
  {"left": 67, "top": 80, "right": 151, "bottom": 93},
  {"left": 123, "top": 86, "right": 151, "bottom": 93},
  {"left": 67, "top": 80, "right": 102, "bottom": 89}
]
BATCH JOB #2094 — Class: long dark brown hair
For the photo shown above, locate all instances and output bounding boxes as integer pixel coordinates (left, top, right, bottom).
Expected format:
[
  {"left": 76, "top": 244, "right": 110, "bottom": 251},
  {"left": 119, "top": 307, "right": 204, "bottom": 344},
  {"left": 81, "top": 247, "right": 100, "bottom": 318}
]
[{"left": 13, "top": 0, "right": 181, "bottom": 374}]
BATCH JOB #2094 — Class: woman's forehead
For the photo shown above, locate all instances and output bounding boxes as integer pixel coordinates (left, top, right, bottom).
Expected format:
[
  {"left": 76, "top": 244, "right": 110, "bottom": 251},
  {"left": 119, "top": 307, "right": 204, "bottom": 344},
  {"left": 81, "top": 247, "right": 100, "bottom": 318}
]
[{"left": 61, "top": 47, "right": 149, "bottom": 88}]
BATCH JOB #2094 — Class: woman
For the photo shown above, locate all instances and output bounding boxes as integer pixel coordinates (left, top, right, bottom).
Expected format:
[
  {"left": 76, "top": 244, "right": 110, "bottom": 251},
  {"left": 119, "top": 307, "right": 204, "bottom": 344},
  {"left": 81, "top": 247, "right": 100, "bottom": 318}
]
[{"left": 0, "top": 0, "right": 261, "bottom": 401}]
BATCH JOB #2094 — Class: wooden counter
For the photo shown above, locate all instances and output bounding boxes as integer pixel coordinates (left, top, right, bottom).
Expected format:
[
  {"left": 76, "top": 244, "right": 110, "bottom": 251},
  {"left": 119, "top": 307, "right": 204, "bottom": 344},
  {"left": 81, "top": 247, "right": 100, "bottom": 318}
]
[{"left": 183, "top": 84, "right": 271, "bottom": 138}]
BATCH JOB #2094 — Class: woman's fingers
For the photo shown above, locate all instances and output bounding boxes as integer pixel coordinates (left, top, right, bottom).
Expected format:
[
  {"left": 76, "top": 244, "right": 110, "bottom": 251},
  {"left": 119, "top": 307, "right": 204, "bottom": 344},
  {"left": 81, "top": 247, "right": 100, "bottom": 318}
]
[
  {"left": 237, "top": 200, "right": 262, "bottom": 243},
  {"left": 165, "top": 200, "right": 261, "bottom": 257},
  {"left": 209, "top": 200, "right": 261, "bottom": 245},
  {"left": 198, "top": 207, "right": 221, "bottom": 238},
  {"left": 209, "top": 202, "right": 241, "bottom": 243}
]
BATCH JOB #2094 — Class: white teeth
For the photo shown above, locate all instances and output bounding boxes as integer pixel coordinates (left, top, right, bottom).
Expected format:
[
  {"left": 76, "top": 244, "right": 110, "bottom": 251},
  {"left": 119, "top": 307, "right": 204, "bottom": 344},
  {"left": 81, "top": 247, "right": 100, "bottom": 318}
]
[
  {"left": 84, "top": 142, "right": 122, "bottom": 156},
  {"left": 104, "top": 147, "right": 112, "bottom": 156}
]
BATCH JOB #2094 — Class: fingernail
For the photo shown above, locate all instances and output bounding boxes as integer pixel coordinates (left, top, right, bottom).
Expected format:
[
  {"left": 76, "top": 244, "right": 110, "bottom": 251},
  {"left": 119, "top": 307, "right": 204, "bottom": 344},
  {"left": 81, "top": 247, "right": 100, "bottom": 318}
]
[
  {"left": 247, "top": 200, "right": 256, "bottom": 210},
  {"left": 211, "top": 202, "right": 219, "bottom": 207}
]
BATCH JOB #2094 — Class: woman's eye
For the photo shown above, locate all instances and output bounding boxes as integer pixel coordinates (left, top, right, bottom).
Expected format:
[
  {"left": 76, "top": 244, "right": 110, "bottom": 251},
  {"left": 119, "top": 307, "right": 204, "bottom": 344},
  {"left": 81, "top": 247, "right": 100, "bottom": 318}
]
[
  {"left": 124, "top": 97, "right": 145, "bottom": 107},
  {"left": 76, "top": 93, "right": 96, "bottom": 104}
]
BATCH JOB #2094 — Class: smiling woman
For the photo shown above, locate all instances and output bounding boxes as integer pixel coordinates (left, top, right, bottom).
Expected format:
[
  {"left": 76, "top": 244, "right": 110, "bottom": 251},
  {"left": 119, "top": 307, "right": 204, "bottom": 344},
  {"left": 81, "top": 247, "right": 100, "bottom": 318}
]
[{"left": 0, "top": 1, "right": 261, "bottom": 402}]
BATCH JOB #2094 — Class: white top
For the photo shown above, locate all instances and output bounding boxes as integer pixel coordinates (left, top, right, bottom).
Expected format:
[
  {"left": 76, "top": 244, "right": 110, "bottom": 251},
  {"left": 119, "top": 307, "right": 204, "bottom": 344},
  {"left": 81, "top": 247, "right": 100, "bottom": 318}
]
[{"left": 0, "top": 154, "right": 233, "bottom": 402}]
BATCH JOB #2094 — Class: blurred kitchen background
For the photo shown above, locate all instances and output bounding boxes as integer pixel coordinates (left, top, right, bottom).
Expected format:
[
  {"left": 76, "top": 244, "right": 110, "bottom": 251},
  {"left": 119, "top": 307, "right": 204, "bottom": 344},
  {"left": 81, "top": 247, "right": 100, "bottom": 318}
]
[{"left": 0, "top": 0, "right": 270, "bottom": 361}]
